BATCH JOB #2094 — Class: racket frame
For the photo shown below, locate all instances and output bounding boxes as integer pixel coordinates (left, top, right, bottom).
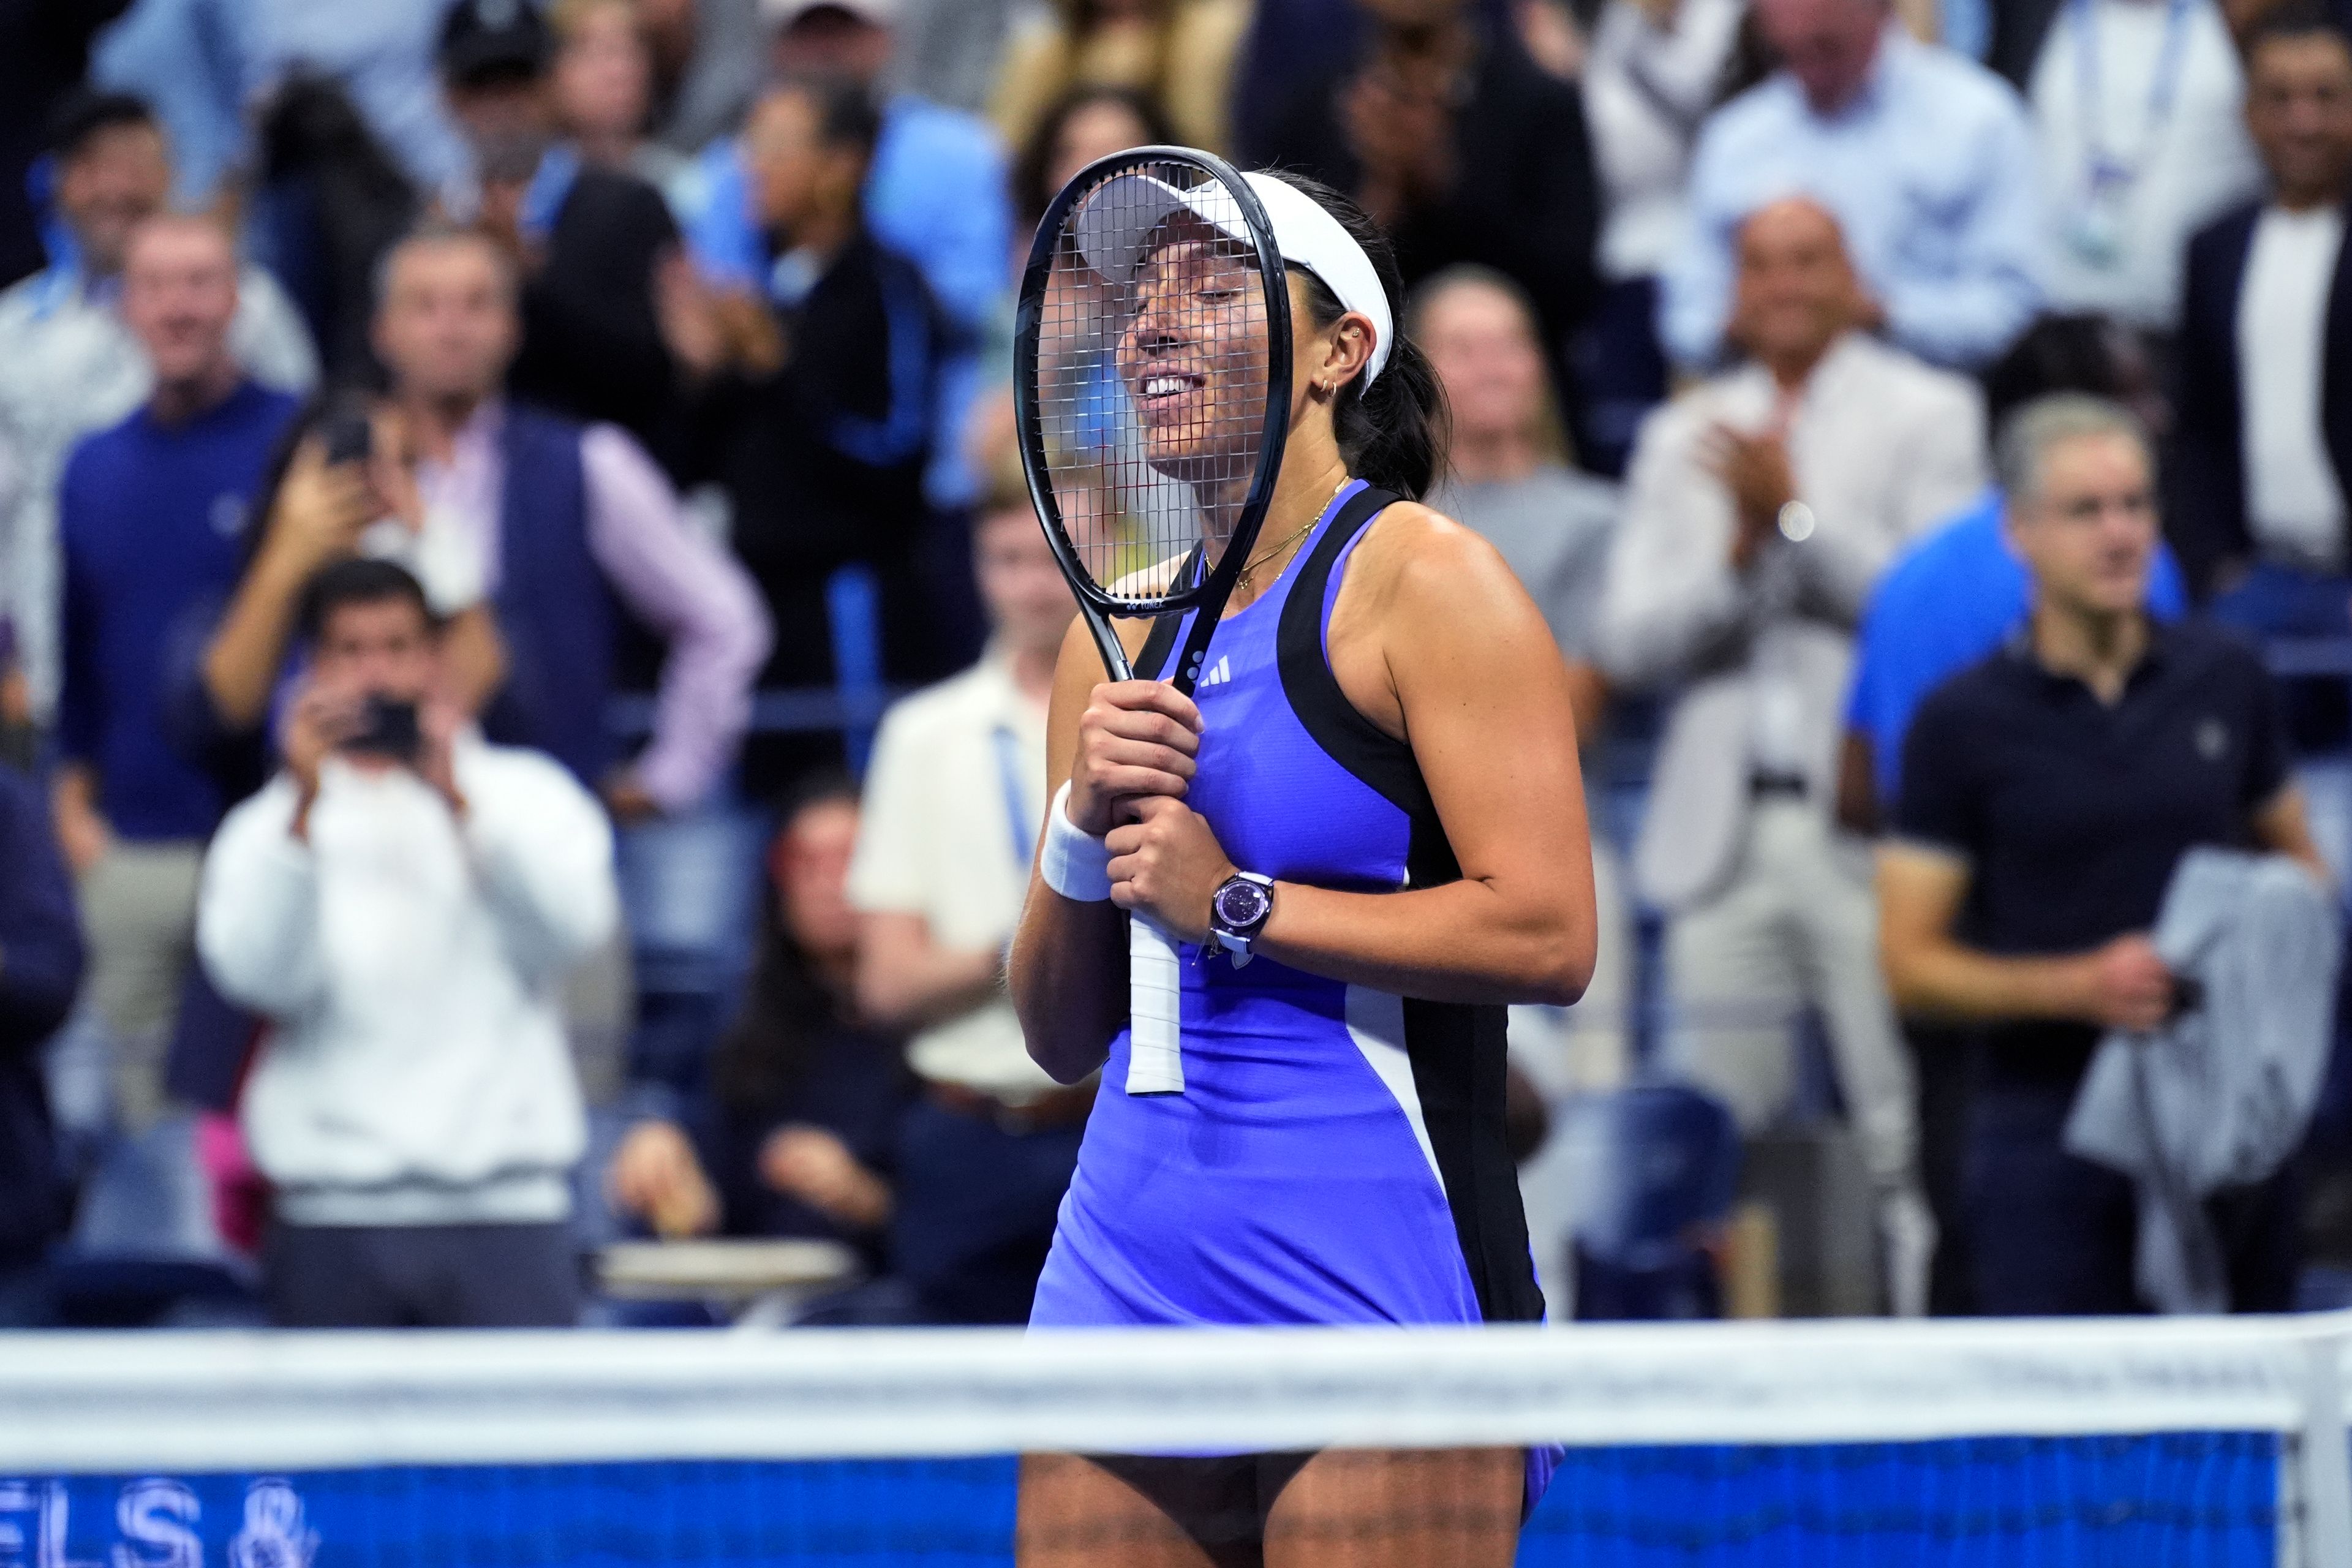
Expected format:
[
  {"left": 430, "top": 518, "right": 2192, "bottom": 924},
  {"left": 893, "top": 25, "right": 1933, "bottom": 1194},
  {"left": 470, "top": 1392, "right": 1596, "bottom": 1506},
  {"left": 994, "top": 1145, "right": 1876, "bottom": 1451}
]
[
  {"left": 1013, "top": 146, "right": 1295, "bottom": 685},
  {"left": 1012, "top": 146, "right": 1295, "bottom": 1098}
]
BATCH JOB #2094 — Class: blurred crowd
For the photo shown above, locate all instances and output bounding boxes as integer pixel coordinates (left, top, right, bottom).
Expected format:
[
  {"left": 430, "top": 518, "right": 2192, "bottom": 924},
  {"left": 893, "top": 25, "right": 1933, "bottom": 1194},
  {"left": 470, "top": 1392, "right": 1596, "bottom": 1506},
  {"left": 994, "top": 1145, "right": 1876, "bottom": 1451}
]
[{"left": 2, "top": 0, "right": 2352, "bottom": 1331}]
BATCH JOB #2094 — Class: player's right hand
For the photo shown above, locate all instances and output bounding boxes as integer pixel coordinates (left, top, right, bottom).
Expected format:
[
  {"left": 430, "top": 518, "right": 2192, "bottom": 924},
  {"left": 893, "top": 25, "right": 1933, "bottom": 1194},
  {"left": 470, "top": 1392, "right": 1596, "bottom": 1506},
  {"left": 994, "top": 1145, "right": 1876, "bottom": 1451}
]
[
  {"left": 1067, "top": 680, "right": 1202, "bottom": 837},
  {"left": 282, "top": 676, "right": 366, "bottom": 799},
  {"left": 262, "top": 436, "right": 374, "bottom": 578}
]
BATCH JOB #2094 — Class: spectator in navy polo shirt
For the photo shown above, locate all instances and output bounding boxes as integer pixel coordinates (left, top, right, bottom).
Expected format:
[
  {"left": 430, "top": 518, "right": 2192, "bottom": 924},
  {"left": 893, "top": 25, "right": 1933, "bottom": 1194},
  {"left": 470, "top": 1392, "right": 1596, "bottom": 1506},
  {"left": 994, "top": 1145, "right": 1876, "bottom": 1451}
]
[
  {"left": 1879, "top": 394, "right": 2329, "bottom": 1316},
  {"left": 1839, "top": 485, "right": 2192, "bottom": 1316},
  {"left": 51, "top": 213, "right": 301, "bottom": 1136}
]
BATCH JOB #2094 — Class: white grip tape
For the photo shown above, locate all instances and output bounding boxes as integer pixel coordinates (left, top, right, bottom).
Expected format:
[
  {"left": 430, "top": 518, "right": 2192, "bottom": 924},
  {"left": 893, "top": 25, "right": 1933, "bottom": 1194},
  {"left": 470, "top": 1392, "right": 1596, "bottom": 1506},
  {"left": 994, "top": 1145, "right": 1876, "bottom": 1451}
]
[
  {"left": 1126, "top": 916, "right": 1186, "bottom": 1095},
  {"left": 1038, "top": 782, "right": 1114, "bottom": 902}
]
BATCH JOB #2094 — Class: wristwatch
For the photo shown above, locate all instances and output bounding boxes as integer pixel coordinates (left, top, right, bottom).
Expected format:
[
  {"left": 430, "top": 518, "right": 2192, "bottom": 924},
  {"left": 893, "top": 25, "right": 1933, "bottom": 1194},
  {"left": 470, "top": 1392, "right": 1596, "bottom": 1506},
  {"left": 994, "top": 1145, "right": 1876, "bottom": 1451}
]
[{"left": 1209, "top": 872, "right": 1276, "bottom": 967}]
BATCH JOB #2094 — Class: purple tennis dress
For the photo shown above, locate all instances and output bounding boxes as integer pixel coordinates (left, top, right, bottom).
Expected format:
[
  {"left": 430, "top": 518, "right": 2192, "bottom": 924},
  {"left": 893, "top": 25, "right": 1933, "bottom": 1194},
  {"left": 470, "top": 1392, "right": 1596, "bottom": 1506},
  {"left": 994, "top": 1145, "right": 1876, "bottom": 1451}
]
[{"left": 1029, "top": 480, "right": 1561, "bottom": 1513}]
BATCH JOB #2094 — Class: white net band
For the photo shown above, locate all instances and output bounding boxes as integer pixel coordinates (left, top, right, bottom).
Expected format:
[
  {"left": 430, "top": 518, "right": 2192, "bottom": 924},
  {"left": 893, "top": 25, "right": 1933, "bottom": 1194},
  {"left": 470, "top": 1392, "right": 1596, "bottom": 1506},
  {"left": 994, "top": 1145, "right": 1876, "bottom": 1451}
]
[{"left": 4, "top": 1314, "right": 2350, "bottom": 1472}]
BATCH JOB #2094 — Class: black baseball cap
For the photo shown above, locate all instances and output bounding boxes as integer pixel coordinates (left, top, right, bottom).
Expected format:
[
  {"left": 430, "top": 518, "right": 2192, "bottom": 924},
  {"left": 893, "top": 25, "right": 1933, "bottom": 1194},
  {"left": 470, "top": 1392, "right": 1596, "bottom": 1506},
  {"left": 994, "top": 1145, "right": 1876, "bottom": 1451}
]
[{"left": 439, "top": 0, "right": 552, "bottom": 86}]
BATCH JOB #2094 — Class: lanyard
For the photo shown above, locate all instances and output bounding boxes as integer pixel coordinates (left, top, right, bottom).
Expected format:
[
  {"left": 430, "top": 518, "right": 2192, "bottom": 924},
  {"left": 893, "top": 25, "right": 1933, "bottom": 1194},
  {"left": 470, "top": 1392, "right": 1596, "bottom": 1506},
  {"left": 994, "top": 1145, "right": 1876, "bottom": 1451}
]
[
  {"left": 518, "top": 143, "right": 582, "bottom": 249},
  {"left": 2071, "top": 0, "right": 2196, "bottom": 192},
  {"left": 992, "top": 724, "right": 1036, "bottom": 873}
]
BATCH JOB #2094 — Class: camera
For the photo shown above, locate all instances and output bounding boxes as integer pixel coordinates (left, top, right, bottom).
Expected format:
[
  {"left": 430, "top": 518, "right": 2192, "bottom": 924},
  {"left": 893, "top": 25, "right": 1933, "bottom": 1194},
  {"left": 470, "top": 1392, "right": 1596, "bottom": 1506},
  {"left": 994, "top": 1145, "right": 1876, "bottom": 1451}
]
[{"left": 344, "top": 694, "right": 421, "bottom": 764}]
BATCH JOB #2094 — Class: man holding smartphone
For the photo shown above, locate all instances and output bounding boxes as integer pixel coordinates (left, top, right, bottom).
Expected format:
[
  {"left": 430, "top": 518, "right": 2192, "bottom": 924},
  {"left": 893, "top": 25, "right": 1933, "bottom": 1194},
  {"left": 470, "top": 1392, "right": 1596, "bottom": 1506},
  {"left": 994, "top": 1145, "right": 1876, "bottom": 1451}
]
[{"left": 197, "top": 559, "right": 619, "bottom": 1327}]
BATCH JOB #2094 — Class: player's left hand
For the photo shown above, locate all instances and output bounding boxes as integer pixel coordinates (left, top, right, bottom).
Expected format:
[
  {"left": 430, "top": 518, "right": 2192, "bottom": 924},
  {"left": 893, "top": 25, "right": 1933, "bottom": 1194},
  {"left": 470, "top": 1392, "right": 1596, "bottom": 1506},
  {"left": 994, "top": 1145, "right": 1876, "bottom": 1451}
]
[{"left": 1106, "top": 795, "right": 1235, "bottom": 944}]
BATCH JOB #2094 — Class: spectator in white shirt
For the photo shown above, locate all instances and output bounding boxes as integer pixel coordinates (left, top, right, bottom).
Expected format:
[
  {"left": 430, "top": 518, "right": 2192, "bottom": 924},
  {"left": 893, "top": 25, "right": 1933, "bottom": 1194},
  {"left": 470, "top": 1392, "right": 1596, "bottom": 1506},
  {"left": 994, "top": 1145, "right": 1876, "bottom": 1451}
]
[
  {"left": 841, "top": 473, "right": 1091, "bottom": 1324},
  {"left": 2171, "top": 0, "right": 2352, "bottom": 882},
  {"left": 2172, "top": 0, "right": 2352, "bottom": 607},
  {"left": 2027, "top": 0, "right": 2261, "bottom": 332},
  {"left": 1604, "top": 198, "right": 1987, "bottom": 1316},
  {"left": 198, "top": 558, "right": 618, "bottom": 1327}
]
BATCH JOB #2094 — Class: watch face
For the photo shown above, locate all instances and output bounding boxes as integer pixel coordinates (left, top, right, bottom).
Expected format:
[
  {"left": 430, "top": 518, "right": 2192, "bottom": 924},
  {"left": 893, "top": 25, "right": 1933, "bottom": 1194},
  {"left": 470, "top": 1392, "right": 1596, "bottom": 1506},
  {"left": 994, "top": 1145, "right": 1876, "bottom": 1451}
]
[{"left": 1215, "top": 878, "right": 1272, "bottom": 931}]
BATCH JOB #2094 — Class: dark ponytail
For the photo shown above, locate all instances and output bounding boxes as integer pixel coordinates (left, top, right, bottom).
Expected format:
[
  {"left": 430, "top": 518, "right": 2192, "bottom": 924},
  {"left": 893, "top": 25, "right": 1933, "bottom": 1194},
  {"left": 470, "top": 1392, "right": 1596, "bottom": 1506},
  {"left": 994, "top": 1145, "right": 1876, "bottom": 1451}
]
[{"left": 1260, "top": 171, "right": 1448, "bottom": 501}]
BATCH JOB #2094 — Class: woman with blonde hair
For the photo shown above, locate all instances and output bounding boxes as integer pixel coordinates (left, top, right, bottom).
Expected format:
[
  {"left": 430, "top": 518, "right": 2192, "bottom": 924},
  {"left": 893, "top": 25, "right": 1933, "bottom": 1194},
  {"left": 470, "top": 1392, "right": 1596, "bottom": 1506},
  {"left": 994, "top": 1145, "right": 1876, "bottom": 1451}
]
[{"left": 990, "top": 0, "right": 1250, "bottom": 157}]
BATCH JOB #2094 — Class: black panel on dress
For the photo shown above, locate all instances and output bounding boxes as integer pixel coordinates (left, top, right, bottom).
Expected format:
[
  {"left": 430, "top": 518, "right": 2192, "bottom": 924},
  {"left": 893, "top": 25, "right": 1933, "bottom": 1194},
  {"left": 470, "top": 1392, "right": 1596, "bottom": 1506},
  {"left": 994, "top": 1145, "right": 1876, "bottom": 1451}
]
[{"left": 1275, "top": 484, "right": 1545, "bottom": 1325}]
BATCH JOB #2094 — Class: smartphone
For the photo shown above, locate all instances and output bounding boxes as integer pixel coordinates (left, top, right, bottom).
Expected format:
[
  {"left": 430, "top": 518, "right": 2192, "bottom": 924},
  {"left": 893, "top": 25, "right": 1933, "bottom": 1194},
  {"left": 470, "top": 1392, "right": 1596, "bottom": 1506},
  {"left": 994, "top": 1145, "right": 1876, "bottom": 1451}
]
[
  {"left": 322, "top": 404, "right": 373, "bottom": 467},
  {"left": 344, "top": 695, "right": 421, "bottom": 764}
]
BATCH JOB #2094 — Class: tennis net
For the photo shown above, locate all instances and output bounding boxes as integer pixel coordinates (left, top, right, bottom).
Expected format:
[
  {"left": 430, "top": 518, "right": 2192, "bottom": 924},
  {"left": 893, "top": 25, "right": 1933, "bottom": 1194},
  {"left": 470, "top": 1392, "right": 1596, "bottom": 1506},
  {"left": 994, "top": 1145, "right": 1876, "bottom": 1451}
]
[{"left": 2, "top": 1313, "right": 2348, "bottom": 1565}]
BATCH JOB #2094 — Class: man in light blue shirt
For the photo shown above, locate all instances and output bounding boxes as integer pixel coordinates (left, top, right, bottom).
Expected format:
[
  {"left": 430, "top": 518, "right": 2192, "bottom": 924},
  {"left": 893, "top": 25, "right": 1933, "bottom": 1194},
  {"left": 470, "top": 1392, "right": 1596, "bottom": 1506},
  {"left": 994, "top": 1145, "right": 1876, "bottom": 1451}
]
[
  {"left": 1662, "top": 0, "right": 2043, "bottom": 373},
  {"left": 679, "top": 0, "right": 1007, "bottom": 510},
  {"left": 92, "top": 0, "right": 252, "bottom": 208},
  {"left": 99, "top": 0, "right": 475, "bottom": 205}
]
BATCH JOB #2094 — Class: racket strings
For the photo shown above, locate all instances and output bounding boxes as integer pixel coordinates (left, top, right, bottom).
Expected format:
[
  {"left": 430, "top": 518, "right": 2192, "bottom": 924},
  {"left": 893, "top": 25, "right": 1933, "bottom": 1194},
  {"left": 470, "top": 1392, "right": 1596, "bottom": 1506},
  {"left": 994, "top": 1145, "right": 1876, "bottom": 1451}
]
[{"left": 1035, "top": 157, "right": 1276, "bottom": 608}]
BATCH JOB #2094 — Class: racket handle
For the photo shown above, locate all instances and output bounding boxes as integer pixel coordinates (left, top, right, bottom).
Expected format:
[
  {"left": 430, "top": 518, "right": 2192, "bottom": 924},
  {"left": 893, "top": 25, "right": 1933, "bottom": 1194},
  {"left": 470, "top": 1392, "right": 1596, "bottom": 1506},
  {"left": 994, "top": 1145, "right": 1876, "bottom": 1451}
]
[{"left": 1126, "top": 915, "right": 1185, "bottom": 1096}]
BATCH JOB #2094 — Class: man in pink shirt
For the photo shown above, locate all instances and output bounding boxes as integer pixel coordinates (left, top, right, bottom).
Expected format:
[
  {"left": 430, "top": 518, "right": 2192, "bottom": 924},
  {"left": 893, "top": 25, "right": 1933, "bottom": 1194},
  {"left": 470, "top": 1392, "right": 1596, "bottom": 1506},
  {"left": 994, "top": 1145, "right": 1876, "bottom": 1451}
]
[{"left": 368, "top": 222, "right": 771, "bottom": 820}]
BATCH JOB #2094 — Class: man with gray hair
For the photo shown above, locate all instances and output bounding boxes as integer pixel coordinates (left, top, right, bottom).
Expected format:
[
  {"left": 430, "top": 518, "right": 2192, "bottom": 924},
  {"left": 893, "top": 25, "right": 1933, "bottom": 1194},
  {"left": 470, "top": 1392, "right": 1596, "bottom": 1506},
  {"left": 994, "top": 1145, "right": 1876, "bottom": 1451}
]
[{"left": 1879, "top": 393, "right": 2326, "bottom": 1315}]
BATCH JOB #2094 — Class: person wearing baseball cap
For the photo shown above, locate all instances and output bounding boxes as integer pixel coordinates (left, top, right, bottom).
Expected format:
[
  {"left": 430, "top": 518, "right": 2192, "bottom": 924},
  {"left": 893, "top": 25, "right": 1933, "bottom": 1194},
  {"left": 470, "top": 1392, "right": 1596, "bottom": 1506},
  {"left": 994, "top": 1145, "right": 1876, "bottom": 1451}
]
[
  {"left": 439, "top": 0, "right": 556, "bottom": 92},
  {"left": 760, "top": 0, "right": 900, "bottom": 66},
  {"left": 435, "top": 0, "right": 683, "bottom": 451}
]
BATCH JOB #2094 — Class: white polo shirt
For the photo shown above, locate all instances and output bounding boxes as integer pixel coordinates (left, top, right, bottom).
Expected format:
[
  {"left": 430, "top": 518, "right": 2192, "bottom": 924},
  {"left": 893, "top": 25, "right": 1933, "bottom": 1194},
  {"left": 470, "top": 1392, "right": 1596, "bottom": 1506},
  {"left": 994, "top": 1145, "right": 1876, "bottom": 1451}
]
[
  {"left": 846, "top": 649, "right": 1065, "bottom": 1100},
  {"left": 2239, "top": 203, "right": 2348, "bottom": 570},
  {"left": 2029, "top": 0, "right": 2260, "bottom": 328}
]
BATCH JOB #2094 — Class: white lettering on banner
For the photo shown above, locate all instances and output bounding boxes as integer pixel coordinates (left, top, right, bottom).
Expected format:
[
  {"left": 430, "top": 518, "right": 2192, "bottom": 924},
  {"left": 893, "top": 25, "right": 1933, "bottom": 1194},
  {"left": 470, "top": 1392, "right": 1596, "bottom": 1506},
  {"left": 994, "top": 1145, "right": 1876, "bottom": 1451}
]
[
  {"left": 113, "top": 1481, "right": 200, "bottom": 1568},
  {"left": 226, "top": 1483, "right": 312, "bottom": 1568},
  {"left": 0, "top": 1482, "right": 91, "bottom": 1568},
  {"left": 45, "top": 1485, "right": 101, "bottom": 1568},
  {"left": 0, "top": 1482, "right": 311, "bottom": 1568},
  {"left": 0, "top": 1481, "right": 31, "bottom": 1567}
]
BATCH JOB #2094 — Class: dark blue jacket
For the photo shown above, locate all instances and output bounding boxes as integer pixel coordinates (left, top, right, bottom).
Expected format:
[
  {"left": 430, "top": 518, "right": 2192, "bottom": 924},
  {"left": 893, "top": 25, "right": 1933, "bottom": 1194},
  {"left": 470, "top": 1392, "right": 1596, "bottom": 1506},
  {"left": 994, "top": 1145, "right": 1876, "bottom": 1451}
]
[
  {"left": 479, "top": 403, "right": 621, "bottom": 792},
  {"left": 0, "top": 763, "right": 83, "bottom": 1268},
  {"left": 2169, "top": 198, "right": 2352, "bottom": 598}
]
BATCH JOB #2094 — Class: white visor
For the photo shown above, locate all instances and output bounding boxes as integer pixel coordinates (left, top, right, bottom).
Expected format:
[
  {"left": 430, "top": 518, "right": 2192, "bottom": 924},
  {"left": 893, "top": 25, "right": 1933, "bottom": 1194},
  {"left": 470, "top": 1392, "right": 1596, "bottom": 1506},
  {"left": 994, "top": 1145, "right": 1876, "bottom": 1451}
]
[{"left": 1072, "top": 168, "right": 1393, "bottom": 386}]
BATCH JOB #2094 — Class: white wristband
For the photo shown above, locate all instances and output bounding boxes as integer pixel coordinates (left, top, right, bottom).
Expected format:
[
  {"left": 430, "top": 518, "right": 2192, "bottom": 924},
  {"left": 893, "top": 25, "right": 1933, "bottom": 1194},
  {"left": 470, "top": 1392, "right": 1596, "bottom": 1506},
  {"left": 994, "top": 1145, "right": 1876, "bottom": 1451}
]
[{"left": 1039, "top": 781, "right": 1114, "bottom": 902}]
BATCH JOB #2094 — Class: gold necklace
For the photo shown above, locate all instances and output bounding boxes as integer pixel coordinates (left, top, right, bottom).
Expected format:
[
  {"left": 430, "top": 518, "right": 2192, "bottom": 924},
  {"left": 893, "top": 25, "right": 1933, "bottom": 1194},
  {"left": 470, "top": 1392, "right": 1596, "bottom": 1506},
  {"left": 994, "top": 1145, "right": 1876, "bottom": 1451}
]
[{"left": 1235, "top": 477, "right": 1351, "bottom": 592}]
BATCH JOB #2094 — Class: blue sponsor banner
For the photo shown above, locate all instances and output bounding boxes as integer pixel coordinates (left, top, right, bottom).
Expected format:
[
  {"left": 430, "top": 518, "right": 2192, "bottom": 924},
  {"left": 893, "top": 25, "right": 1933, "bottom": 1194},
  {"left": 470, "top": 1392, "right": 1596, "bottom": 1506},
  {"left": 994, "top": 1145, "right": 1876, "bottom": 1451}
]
[{"left": 1, "top": 1433, "right": 2275, "bottom": 1566}]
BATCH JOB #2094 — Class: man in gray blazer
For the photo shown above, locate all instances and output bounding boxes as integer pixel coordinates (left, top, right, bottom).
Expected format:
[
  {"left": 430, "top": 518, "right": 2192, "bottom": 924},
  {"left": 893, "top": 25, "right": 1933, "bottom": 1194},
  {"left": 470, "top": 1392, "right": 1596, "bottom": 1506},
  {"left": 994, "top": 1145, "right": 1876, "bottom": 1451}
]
[{"left": 1602, "top": 197, "right": 1987, "bottom": 1314}]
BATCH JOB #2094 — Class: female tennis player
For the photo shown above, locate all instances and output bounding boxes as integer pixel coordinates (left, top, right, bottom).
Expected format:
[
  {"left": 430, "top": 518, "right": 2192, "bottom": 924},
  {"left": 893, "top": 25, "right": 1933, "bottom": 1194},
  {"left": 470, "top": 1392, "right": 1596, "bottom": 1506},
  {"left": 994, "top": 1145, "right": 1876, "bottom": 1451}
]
[{"left": 1008, "top": 171, "right": 1597, "bottom": 1567}]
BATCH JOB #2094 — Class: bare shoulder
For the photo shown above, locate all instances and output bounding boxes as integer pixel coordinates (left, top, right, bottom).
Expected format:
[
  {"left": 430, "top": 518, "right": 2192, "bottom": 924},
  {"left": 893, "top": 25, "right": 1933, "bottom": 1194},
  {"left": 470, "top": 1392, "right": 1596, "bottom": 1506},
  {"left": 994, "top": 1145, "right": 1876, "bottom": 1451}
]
[
  {"left": 1326, "top": 498, "right": 1555, "bottom": 732},
  {"left": 1346, "top": 499, "right": 1533, "bottom": 616},
  {"left": 1325, "top": 496, "right": 1572, "bottom": 740}
]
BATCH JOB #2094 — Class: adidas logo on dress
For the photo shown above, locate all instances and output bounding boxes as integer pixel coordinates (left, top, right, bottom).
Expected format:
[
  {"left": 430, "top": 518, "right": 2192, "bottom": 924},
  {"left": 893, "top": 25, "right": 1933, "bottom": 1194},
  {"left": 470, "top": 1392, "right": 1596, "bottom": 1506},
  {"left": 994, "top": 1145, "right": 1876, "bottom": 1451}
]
[{"left": 1198, "top": 655, "right": 1233, "bottom": 688}]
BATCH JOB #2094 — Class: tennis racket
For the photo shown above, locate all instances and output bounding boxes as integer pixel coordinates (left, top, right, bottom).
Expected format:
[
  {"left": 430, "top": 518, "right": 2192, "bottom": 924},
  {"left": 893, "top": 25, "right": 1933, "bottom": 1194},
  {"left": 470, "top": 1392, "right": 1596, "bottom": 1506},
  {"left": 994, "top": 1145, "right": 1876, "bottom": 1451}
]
[{"left": 1014, "top": 148, "right": 1294, "bottom": 1096}]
